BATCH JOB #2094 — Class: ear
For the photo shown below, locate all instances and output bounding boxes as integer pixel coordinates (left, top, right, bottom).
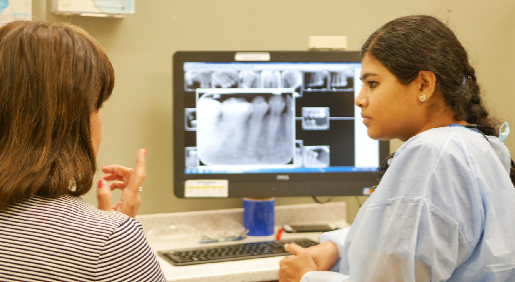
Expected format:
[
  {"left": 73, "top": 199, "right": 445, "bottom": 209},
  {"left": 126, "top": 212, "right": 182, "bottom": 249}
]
[{"left": 416, "top": 70, "right": 437, "bottom": 99}]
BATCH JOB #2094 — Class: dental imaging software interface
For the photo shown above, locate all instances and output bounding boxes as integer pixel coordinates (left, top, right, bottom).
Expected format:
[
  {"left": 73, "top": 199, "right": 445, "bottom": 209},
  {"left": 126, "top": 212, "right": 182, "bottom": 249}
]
[{"left": 182, "top": 61, "right": 379, "bottom": 175}]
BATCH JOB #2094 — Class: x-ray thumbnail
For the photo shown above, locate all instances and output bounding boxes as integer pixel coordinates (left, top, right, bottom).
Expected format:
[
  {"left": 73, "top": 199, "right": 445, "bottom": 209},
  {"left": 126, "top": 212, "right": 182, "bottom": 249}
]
[
  {"left": 196, "top": 91, "right": 294, "bottom": 166},
  {"left": 302, "top": 107, "right": 330, "bottom": 130},
  {"left": 185, "top": 70, "right": 212, "bottom": 91},
  {"left": 261, "top": 70, "right": 282, "bottom": 88},
  {"left": 330, "top": 69, "right": 354, "bottom": 89},
  {"left": 304, "top": 71, "right": 329, "bottom": 90},
  {"left": 185, "top": 147, "right": 198, "bottom": 168},
  {"left": 239, "top": 70, "right": 260, "bottom": 88},
  {"left": 212, "top": 70, "right": 239, "bottom": 88},
  {"left": 282, "top": 70, "right": 302, "bottom": 93},
  {"left": 185, "top": 108, "right": 197, "bottom": 131},
  {"left": 303, "top": 146, "right": 330, "bottom": 168},
  {"left": 294, "top": 140, "right": 304, "bottom": 167}
]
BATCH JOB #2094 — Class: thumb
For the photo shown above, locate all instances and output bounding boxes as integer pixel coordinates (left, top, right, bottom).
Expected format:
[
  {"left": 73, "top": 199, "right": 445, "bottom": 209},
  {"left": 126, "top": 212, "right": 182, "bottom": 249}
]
[
  {"left": 284, "top": 243, "right": 305, "bottom": 255},
  {"left": 97, "top": 179, "right": 112, "bottom": 211}
]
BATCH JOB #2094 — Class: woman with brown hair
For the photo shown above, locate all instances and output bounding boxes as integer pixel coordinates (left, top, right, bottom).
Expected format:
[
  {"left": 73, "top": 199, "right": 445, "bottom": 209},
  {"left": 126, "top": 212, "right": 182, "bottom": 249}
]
[
  {"left": 279, "top": 15, "right": 515, "bottom": 282},
  {"left": 0, "top": 21, "right": 165, "bottom": 281}
]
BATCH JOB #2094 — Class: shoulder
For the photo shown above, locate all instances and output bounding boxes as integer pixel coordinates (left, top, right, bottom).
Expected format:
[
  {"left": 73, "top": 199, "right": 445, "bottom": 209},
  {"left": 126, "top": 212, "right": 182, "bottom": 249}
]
[
  {"left": 393, "top": 127, "right": 497, "bottom": 169},
  {"left": 397, "top": 127, "right": 480, "bottom": 156},
  {"left": 13, "top": 195, "right": 134, "bottom": 238},
  {"left": 372, "top": 127, "right": 498, "bottom": 201}
]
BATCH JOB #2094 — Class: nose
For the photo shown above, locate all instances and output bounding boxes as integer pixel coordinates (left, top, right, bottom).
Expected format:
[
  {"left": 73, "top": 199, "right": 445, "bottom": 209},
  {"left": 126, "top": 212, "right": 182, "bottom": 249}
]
[{"left": 355, "top": 88, "right": 367, "bottom": 108}]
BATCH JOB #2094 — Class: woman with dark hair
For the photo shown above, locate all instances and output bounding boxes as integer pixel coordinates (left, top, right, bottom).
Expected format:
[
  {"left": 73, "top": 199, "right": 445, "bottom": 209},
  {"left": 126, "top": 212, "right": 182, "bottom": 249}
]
[
  {"left": 0, "top": 21, "right": 165, "bottom": 281},
  {"left": 279, "top": 15, "right": 515, "bottom": 282}
]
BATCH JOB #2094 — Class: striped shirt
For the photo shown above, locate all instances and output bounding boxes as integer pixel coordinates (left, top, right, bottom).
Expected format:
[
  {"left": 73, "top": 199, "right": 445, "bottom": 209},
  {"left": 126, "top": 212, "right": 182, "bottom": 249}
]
[{"left": 0, "top": 195, "right": 166, "bottom": 282}]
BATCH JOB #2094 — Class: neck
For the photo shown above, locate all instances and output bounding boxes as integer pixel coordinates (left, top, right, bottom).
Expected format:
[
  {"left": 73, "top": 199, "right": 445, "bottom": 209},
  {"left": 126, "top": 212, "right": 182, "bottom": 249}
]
[{"left": 400, "top": 108, "right": 461, "bottom": 142}]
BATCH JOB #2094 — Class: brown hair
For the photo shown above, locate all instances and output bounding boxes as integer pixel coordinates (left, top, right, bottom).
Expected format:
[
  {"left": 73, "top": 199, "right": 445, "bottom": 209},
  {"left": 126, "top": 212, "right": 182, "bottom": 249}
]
[{"left": 0, "top": 21, "right": 114, "bottom": 210}]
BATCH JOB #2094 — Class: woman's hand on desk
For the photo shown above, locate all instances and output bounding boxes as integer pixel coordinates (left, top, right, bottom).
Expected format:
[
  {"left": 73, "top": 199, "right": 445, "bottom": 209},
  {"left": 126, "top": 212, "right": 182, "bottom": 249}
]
[
  {"left": 278, "top": 241, "right": 340, "bottom": 281},
  {"left": 97, "top": 149, "right": 147, "bottom": 218},
  {"left": 304, "top": 241, "right": 340, "bottom": 271},
  {"left": 279, "top": 244, "right": 318, "bottom": 282}
]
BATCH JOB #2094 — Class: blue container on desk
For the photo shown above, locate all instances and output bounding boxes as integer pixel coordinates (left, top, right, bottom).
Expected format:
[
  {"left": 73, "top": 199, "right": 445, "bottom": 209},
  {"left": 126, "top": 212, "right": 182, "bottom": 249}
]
[{"left": 243, "top": 197, "right": 275, "bottom": 236}]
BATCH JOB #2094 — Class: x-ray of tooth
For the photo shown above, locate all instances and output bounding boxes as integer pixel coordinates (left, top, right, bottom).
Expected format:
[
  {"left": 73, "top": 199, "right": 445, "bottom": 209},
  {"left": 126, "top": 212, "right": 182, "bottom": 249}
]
[
  {"left": 185, "top": 70, "right": 212, "bottom": 91},
  {"left": 196, "top": 91, "right": 294, "bottom": 166},
  {"left": 212, "top": 70, "right": 239, "bottom": 88},
  {"left": 185, "top": 147, "right": 199, "bottom": 168},
  {"left": 185, "top": 108, "right": 197, "bottom": 131},
  {"left": 302, "top": 107, "right": 330, "bottom": 130},
  {"left": 330, "top": 69, "right": 354, "bottom": 89},
  {"left": 261, "top": 70, "right": 282, "bottom": 88},
  {"left": 303, "top": 146, "right": 330, "bottom": 168},
  {"left": 239, "top": 70, "right": 260, "bottom": 88},
  {"left": 294, "top": 140, "right": 304, "bottom": 167},
  {"left": 305, "top": 71, "right": 329, "bottom": 90},
  {"left": 282, "top": 70, "right": 303, "bottom": 93}
]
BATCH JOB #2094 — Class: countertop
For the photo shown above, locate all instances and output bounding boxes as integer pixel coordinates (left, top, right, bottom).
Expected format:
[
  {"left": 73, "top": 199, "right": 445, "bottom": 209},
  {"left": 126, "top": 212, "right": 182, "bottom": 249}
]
[{"left": 136, "top": 201, "right": 349, "bottom": 282}]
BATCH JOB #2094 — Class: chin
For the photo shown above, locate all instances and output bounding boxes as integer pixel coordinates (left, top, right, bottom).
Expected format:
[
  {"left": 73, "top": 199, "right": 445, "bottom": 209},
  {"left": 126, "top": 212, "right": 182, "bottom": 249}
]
[{"left": 366, "top": 129, "right": 381, "bottom": 140}]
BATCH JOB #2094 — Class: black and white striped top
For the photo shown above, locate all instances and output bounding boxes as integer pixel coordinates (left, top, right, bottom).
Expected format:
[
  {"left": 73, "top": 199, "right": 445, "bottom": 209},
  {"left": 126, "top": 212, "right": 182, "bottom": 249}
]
[{"left": 0, "top": 195, "right": 166, "bottom": 281}]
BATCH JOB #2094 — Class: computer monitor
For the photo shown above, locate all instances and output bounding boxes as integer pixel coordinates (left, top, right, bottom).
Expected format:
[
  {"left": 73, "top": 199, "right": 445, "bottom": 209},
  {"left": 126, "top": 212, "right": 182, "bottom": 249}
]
[{"left": 172, "top": 51, "right": 389, "bottom": 198}]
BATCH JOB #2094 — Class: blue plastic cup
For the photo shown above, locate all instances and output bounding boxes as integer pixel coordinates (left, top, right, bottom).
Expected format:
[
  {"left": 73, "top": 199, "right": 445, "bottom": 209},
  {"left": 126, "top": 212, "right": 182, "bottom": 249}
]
[{"left": 243, "top": 197, "right": 275, "bottom": 236}]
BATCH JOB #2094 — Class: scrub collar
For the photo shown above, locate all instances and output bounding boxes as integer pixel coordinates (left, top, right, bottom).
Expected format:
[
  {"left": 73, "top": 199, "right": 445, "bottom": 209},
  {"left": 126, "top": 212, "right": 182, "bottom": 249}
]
[{"left": 448, "top": 123, "right": 510, "bottom": 143}]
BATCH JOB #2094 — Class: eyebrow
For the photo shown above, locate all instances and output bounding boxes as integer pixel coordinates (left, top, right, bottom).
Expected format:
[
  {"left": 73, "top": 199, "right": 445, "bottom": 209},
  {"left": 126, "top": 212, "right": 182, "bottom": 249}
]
[{"left": 360, "top": 72, "right": 379, "bottom": 81}]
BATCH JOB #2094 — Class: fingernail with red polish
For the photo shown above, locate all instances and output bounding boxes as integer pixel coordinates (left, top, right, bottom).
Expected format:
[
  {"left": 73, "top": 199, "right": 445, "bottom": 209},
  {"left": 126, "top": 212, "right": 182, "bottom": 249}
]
[
  {"left": 143, "top": 149, "right": 147, "bottom": 156},
  {"left": 98, "top": 179, "right": 107, "bottom": 188}
]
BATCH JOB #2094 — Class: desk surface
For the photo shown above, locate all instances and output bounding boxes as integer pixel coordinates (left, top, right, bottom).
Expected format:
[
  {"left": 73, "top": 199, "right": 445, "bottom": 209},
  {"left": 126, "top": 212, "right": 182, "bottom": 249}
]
[
  {"left": 153, "top": 230, "right": 323, "bottom": 282},
  {"left": 136, "top": 202, "right": 349, "bottom": 282}
]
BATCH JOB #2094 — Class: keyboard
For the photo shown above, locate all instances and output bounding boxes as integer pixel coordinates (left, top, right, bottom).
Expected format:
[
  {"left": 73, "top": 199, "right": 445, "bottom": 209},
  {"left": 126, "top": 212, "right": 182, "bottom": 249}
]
[{"left": 158, "top": 238, "right": 318, "bottom": 266}]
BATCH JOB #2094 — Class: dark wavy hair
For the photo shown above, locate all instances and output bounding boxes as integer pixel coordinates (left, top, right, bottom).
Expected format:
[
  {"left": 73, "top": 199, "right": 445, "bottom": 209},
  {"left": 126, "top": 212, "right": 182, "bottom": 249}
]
[
  {"left": 362, "top": 15, "right": 515, "bottom": 186},
  {"left": 362, "top": 15, "right": 498, "bottom": 136},
  {"left": 0, "top": 21, "right": 114, "bottom": 210}
]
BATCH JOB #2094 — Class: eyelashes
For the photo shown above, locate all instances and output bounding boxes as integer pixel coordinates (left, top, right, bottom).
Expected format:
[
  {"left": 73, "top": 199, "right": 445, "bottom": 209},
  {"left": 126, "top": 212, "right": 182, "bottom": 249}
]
[{"left": 367, "top": 81, "right": 379, "bottom": 88}]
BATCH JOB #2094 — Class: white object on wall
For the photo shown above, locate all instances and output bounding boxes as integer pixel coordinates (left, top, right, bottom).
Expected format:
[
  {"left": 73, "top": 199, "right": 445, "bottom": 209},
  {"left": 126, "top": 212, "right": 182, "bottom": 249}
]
[
  {"left": 0, "top": 0, "right": 31, "bottom": 26},
  {"left": 309, "top": 36, "right": 347, "bottom": 50},
  {"left": 52, "top": 0, "right": 134, "bottom": 17}
]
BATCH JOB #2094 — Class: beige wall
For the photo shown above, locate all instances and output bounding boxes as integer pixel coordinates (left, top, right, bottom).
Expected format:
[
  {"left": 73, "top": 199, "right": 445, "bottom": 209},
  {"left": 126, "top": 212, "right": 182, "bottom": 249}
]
[{"left": 33, "top": 0, "right": 515, "bottom": 224}]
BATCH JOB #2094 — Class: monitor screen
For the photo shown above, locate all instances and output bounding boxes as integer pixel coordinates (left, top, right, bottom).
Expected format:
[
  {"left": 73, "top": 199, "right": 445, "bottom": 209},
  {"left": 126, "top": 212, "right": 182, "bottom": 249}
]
[{"left": 173, "top": 51, "right": 389, "bottom": 198}]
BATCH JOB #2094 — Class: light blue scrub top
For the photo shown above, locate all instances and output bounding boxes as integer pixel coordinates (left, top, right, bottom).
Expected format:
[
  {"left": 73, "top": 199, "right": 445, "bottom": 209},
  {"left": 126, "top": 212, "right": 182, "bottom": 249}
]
[{"left": 303, "top": 127, "right": 515, "bottom": 282}]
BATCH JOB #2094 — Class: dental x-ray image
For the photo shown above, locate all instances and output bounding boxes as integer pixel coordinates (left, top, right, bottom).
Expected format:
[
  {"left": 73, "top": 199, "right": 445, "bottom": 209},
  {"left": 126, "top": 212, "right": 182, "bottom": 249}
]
[
  {"left": 303, "top": 146, "right": 330, "bottom": 168},
  {"left": 185, "top": 147, "right": 199, "bottom": 168},
  {"left": 185, "top": 70, "right": 212, "bottom": 90},
  {"left": 304, "top": 71, "right": 329, "bottom": 90},
  {"left": 239, "top": 70, "right": 260, "bottom": 88},
  {"left": 282, "top": 70, "right": 303, "bottom": 94},
  {"left": 261, "top": 70, "right": 282, "bottom": 88},
  {"left": 212, "top": 70, "right": 239, "bottom": 88},
  {"left": 196, "top": 90, "right": 294, "bottom": 166},
  {"left": 294, "top": 140, "right": 304, "bottom": 167},
  {"left": 302, "top": 107, "right": 330, "bottom": 130},
  {"left": 185, "top": 108, "right": 197, "bottom": 131},
  {"left": 330, "top": 69, "right": 354, "bottom": 90}
]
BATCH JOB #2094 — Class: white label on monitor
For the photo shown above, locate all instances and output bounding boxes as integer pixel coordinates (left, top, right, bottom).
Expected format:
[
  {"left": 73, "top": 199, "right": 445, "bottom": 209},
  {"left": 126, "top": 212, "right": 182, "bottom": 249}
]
[
  {"left": 235, "top": 52, "right": 270, "bottom": 61},
  {"left": 185, "top": 180, "right": 228, "bottom": 197}
]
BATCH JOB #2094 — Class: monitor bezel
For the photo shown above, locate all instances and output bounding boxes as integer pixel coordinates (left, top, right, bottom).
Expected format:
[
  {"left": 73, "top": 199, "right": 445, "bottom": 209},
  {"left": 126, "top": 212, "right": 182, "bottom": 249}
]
[{"left": 172, "top": 51, "right": 390, "bottom": 198}]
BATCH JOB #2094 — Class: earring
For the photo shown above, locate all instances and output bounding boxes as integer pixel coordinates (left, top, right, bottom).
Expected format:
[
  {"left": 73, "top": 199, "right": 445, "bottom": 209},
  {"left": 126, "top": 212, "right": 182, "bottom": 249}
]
[{"left": 419, "top": 93, "right": 427, "bottom": 102}]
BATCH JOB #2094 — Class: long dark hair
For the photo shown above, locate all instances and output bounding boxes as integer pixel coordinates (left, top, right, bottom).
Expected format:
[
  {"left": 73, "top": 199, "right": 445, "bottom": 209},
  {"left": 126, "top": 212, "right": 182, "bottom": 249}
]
[
  {"left": 0, "top": 21, "right": 114, "bottom": 210},
  {"left": 362, "top": 15, "right": 498, "bottom": 136},
  {"left": 362, "top": 15, "right": 515, "bottom": 186}
]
